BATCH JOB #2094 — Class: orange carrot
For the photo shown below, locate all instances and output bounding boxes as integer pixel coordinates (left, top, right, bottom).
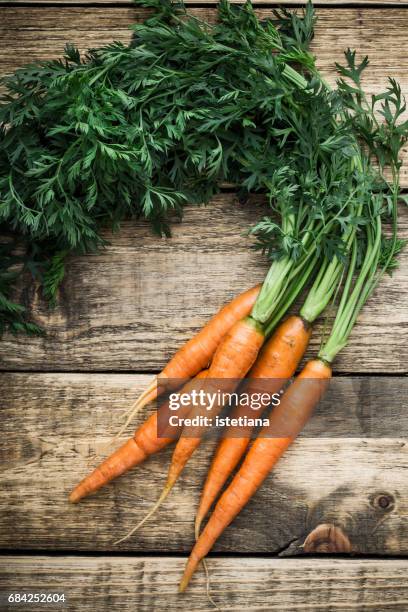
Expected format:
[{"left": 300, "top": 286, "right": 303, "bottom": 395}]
[
  {"left": 129, "top": 285, "right": 261, "bottom": 415},
  {"left": 114, "top": 316, "right": 265, "bottom": 542},
  {"left": 163, "top": 317, "right": 265, "bottom": 489},
  {"left": 179, "top": 358, "right": 331, "bottom": 591},
  {"left": 194, "top": 315, "right": 311, "bottom": 535},
  {"left": 69, "top": 371, "right": 208, "bottom": 503}
]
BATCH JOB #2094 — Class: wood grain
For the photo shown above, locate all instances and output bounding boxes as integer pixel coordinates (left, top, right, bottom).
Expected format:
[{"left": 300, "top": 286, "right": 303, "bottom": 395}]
[
  {"left": 0, "top": 372, "right": 407, "bottom": 553},
  {"left": 2, "top": 193, "right": 408, "bottom": 373},
  {"left": 0, "top": 196, "right": 407, "bottom": 373},
  {"left": 1, "top": 556, "right": 408, "bottom": 611}
]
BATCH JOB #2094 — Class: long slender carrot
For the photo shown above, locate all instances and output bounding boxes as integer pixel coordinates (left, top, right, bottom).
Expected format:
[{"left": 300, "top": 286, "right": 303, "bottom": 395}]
[
  {"left": 194, "top": 314, "right": 311, "bottom": 535},
  {"left": 129, "top": 285, "right": 261, "bottom": 416},
  {"left": 114, "top": 316, "right": 265, "bottom": 542},
  {"left": 179, "top": 358, "right": 331, "bottom": 591},
  {"left": 69, "top": 371, "right": 208, "bottom": 503}
]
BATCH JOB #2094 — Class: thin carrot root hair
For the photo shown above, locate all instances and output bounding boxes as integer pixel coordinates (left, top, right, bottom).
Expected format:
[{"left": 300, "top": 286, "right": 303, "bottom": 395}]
[
  {"left": 111, "top": 380, "right": 157, "bottom": 439},
  {"left": 127, "top": 377, "right": 158, "bottom": 418},
  {"left": 202, "top": 559, "right": 221, "bottom": 611},
  {"left": 195, "top": 499, "right": 220, "bottom": 610},
  {"left": 113, "top": 482, "right": 172, "bottom": 546}
]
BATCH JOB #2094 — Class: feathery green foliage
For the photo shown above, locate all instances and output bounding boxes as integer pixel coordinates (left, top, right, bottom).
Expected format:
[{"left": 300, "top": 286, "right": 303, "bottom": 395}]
[{"left": 0, "top": 0, "right": 406, "bottom": 336}]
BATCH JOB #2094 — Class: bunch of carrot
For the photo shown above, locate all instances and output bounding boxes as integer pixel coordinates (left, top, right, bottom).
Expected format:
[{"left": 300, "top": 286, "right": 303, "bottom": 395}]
[
  {"left": 68, "top": 0, "right": 408, "bottom": 597},
  {"left": 69, "top": 215, "right": 357, "bottom": 506},
  {"left": 70, "top": 204, "right": 404, "bottom": 591}
]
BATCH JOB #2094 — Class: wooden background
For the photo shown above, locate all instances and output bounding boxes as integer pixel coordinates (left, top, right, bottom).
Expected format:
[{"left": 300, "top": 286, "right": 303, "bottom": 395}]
[{"left": 1, "top": 1, "right": 408, "bottom": 610}]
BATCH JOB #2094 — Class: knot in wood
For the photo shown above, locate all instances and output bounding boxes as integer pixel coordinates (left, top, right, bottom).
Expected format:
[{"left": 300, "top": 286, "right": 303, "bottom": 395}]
[{"left": 371, "top": 493, "right": 395, "bottom": 512}]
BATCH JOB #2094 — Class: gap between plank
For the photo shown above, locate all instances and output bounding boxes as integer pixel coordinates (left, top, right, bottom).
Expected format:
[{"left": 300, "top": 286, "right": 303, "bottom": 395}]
[
  {"left": 1, "top": 549, "right": 408, "bottom": 560},
  {"left": 0, "top": 369, "right": 406, "bottom": 377},
  {"left": 1, "top": 2, "right": 408, "bottom": 7}
]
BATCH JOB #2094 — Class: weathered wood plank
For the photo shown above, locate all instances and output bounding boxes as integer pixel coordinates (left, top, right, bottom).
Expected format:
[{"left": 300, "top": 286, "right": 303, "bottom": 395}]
[
  {"left": 1, "top": 197, "right": 407, "bottom": 373},
  {"left": 0, "top": 196, "right": 407, "bottom": 373},
  {"left": 1, "top": 556, "right": 408, "bottom": 612},
  {"left": 0, "top": 372, "right": 407, "bottom": 553}
]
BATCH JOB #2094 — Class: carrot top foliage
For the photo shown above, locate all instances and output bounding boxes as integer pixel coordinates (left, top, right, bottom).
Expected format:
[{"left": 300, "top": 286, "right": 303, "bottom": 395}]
[{"left": 0, "top": 0, "right": 406, "bottom": 336}]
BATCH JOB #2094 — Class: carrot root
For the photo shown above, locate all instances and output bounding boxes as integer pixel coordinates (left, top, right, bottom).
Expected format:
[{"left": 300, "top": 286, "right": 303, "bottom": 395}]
[
  {"left": 113, "top": 482, "right": 173, "bottom": 546},
  {"left": 113, "top": 465, "right": 181, "bottom": 544},
  {"left": 179, "top": 555, "right": 200, "bottom": 593}
]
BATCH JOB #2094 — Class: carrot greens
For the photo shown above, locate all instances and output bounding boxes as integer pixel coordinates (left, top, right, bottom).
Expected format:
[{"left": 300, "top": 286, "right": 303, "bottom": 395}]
[
  {"left": 0, "top": 0, "right": 360, "bottom": 336},
  {"left": 0, "top": 0, "right": 406, "bottom": 343}
]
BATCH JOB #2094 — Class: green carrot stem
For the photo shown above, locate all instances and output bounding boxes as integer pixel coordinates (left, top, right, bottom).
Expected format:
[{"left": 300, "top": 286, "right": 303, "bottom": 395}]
[
  {"left": 264, "top": 251, "right": 320, "bottom": 337},
  {"left": 250, "top": 256, "right": 294, "bottom": 325},
  {"left": 318, "top": 215, "right": 382, "bottom": 364}
]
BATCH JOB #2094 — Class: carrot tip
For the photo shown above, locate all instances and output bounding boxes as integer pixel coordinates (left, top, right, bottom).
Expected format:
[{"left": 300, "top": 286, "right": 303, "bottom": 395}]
[
  {"left": 178, "top": 576, "right": 189, "bottom": 593},
  {"left": 179, "top": 557, "right": 198, "bottom": 593},
  {"left": 68, "top": 490, "right": 81, "bottom": 504}
]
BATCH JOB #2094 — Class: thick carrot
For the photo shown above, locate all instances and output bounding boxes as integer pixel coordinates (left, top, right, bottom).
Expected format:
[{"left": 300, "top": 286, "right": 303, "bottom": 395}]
[
  {"left": 165, "top": 316, "right": 265, "bottom": 491},
  {"left": 194, "top": 315, "right": 311, "bottom": 535},
  {"left": 69, "top": 371, "right": 208, "bottom": 503},
  {"left": 114, "top": 316, "right": 265, "bottom": 541},
  {"left": 179, "top": 358, "right": 331, "bottom": 591},
  {"left": 130, "top": 285, "right": 261, "bottom": 414}
]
